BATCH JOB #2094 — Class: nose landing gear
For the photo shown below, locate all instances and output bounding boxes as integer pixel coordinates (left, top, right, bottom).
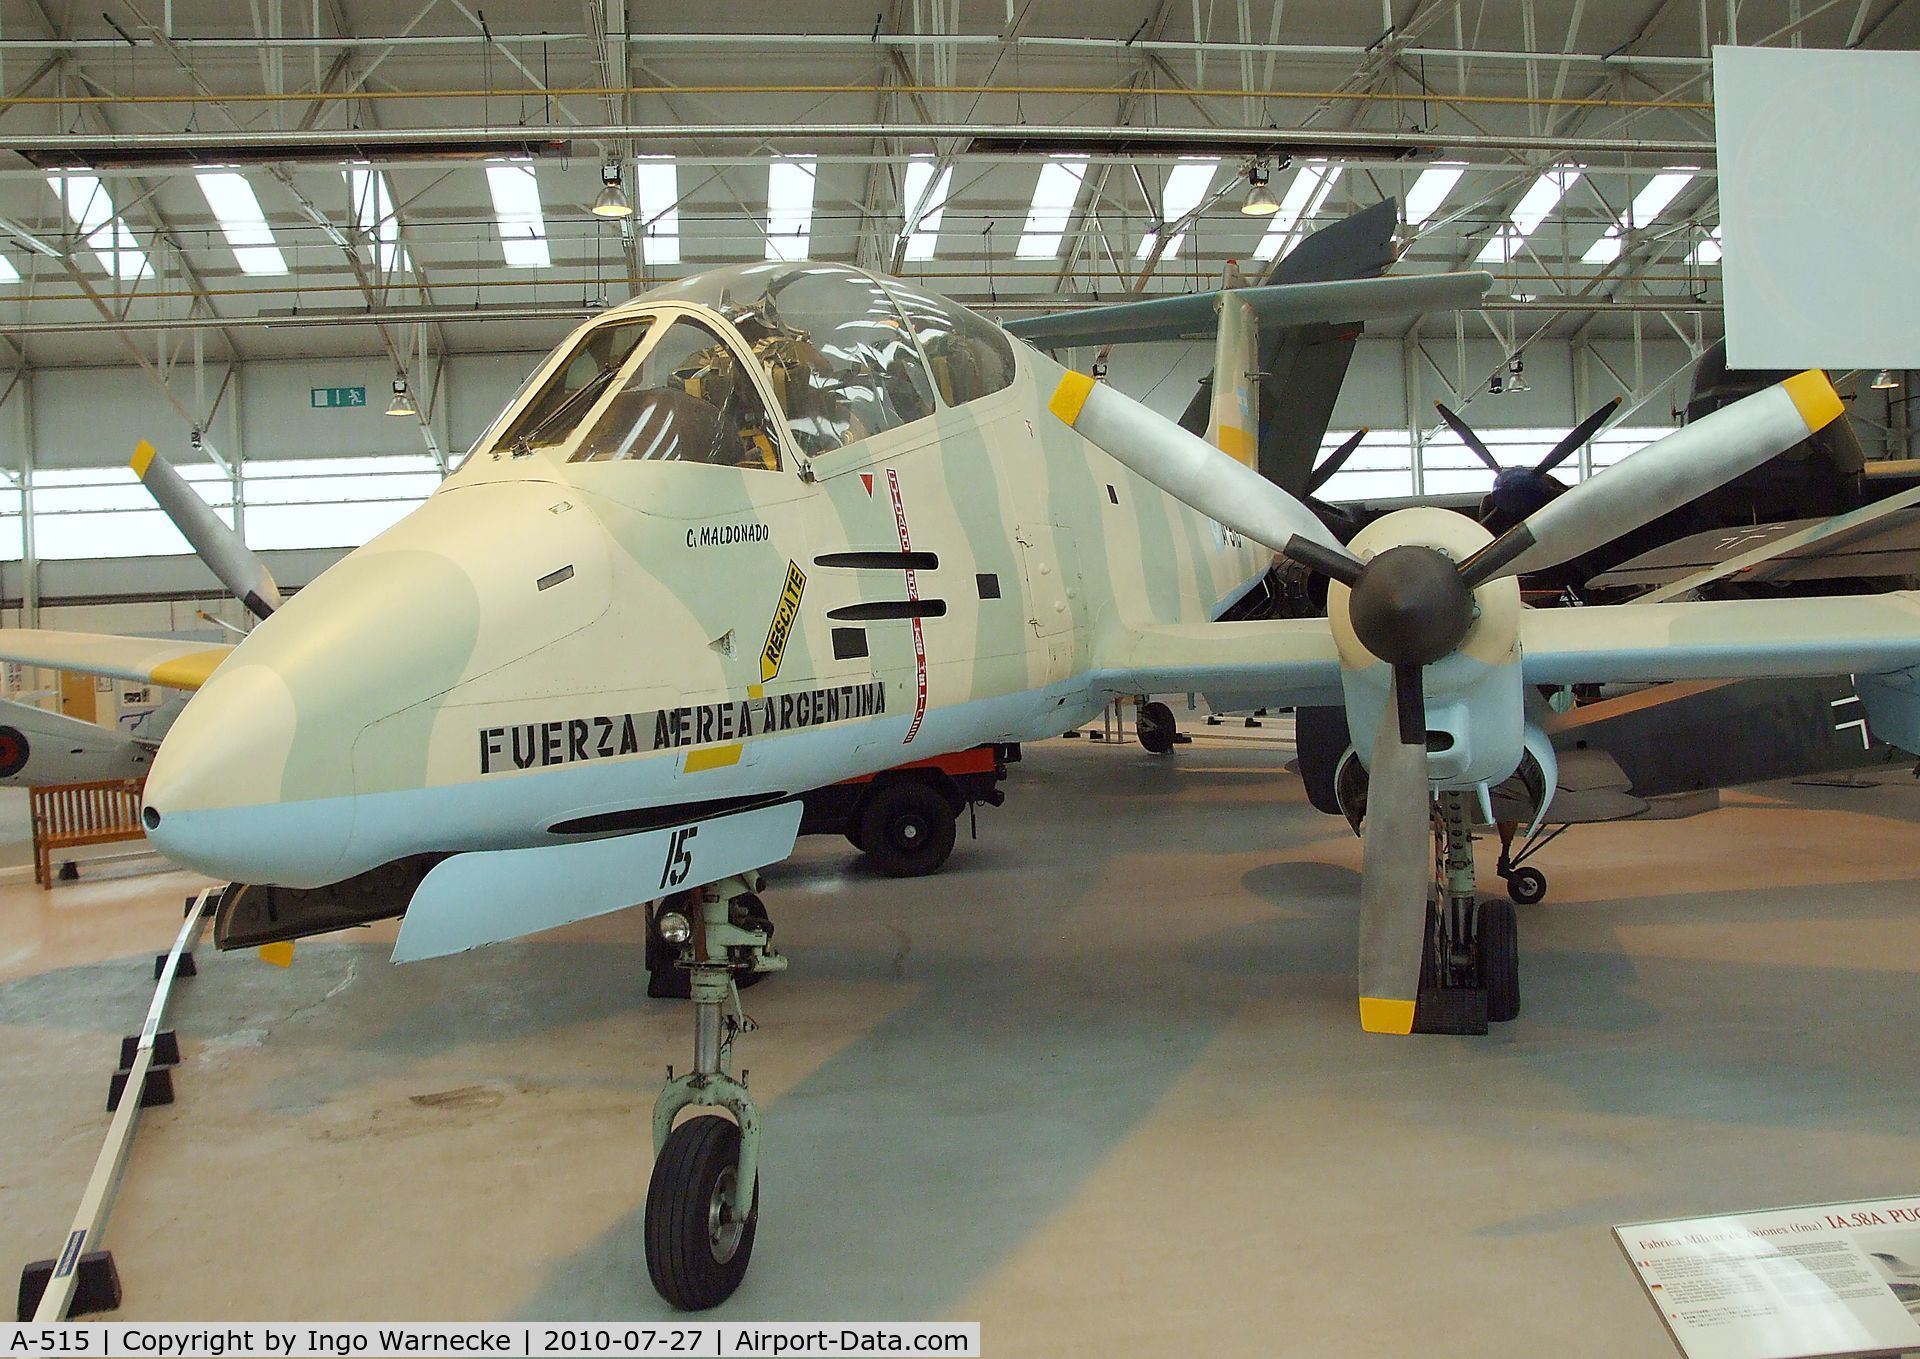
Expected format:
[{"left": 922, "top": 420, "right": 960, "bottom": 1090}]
[
  {"left": 1413, "top": 792, "right": 1521, "bottom": 1034},
  {"left": 645, "top": 872, "right": 784, "bottom": 1310}
]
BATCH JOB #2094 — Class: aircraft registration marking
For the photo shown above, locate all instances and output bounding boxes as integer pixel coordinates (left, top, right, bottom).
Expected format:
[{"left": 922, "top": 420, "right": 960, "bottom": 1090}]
[{"left": 885, "top": 468, "right": 928, "bottom": 745}]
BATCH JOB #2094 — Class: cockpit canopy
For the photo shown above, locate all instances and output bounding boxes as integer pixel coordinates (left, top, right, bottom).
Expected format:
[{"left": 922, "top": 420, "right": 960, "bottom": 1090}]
[{"left": 472, "top": 262, "right": 1018, "bottom": 472}]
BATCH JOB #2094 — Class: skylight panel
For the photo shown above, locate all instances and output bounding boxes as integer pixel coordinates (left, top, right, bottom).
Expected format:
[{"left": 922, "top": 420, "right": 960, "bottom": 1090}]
[
  {"left": 1135, "top": 157, "right": 1219, "bottom": 260},
  {"left": 1477, "top": 165, "right": 1581, "bottom": 263},
  {"left": 484, "top": 159, "right": 551, "bottom": 269},
  {"left": 1582, "top": 169, "right": 1695, "bottom": 265},
  {"left": 48, "top": 173, "right": 152, "bottom": 282},
  {"left": 765, "top": 156, "right": 816, "bottom": 262},
  {"left": 1016, "top": 156, "right": 1088, "bottom": 260},
  {"left": 633, "top": 155, "right": 681, "bottom": 265},
  {"left": 1252, "top": 161, "right": 1343, "bottom": 262},
  {"left": 899, "top": 156, "right": 953, "bottom": 263},
  {"left": 0, "top": 255, "right": 17, "bottom": 284},
  {"left": 344, "top": 166, "right": 410, "bottom": 276},
  {"left": 196, "top": 171, "right": 287, "bottom": 276},
  {"left": 1403, "top": 161, "right": 1465, "bottom": 227},
  {"left": 1692, "top": 228, "right": 1723, "bottom": 265}
]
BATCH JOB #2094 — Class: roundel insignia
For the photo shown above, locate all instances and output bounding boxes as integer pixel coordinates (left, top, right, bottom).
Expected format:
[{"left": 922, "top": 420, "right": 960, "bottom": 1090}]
[{"left": 0, "top": 726, "right": 30, "bottom": 779}]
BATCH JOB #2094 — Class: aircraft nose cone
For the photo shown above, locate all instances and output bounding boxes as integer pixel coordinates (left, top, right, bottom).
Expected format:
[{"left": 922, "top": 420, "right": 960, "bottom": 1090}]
[{"left": 142, "top": 661, "right": 358, "bottom": 884}]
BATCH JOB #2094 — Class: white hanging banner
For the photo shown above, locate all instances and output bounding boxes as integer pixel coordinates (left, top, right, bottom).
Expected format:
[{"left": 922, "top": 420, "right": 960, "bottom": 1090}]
[
  {"left": 1715, "top": 45, "right": 1920, "bottom": 368},
  {"left": 1616, "top": 1195, "right": 1920, "bottom": 1358}
]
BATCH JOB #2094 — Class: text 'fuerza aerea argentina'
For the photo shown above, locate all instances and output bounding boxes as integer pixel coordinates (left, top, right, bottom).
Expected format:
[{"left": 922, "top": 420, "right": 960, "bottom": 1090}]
[{"left": 477, "top": 681, "right": 888, "bottom": 775}]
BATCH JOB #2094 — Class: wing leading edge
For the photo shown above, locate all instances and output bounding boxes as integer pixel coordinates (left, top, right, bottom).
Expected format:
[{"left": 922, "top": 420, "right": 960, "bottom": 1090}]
[{"left": 0, "top": 629, "right": 232, "bottom": 691}]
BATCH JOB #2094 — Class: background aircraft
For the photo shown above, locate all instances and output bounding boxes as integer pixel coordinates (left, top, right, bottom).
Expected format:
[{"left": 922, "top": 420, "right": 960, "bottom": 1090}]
[{"left": 5, "top": 262, "right": 1918, "bottom": 1313}]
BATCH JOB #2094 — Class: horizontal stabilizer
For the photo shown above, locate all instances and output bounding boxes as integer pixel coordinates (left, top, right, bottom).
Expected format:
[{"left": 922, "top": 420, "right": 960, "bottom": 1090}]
[
  {"left": 0, "top": 629, "right": 232, "bottom": 690},
  {"left": 1006, "top": 272, "right": 1493, "bottom": 350}
]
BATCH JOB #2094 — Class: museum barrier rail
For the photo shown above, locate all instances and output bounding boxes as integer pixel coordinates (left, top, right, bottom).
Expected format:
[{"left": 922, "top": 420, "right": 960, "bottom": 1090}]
[{"left": 31, "top": 778, "right": 148, "bottom": 886}]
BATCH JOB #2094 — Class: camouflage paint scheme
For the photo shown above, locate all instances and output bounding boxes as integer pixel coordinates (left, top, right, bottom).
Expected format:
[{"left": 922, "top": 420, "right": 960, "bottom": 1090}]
[{"left": 136, "top": 273, "right": 1306, "bottom": 890}]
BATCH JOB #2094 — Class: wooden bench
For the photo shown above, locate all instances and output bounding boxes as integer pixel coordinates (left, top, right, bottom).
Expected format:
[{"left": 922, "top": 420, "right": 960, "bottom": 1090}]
[{"left": 31, "top": 779, "right": 148, "bottom": 886}]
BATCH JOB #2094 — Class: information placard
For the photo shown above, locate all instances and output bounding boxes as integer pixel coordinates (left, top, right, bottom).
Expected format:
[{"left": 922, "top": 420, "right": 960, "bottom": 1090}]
[{"left": 1617, "top": 1195, "right": 1920, "bottom": 1358}]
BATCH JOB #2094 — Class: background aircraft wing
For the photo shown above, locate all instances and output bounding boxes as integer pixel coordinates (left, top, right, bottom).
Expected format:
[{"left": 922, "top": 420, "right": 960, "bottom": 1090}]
[
  {"left": 1091, "top": 618, "right": 1344, "bottom": 703},
  {"left": 1005, "top": 271, "right": 1493, "bottom": 350},
  {"left": 1518, "top": 592, "right": 1920, "bottom": 686},
  {"left": 0, "top": 629, "right": 232, "bottom": 690},
  {"left": 1587, "top": 506, "right": 1920, "bottom": 591}
]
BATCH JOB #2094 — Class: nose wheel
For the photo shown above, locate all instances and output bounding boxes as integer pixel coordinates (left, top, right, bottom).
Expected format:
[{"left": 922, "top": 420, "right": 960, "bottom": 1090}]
[{"left": 645, "top": 872, "right": 784, "bottom": 1310}]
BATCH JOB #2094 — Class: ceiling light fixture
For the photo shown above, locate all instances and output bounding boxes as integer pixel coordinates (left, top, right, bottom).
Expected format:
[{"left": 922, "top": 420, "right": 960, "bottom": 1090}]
[
  {"left": 1241, "top": 163, "right": 1278, "bottom": 216},
  {"left": 592, "top": 163, "right": 632, "bottom": 219},
  {"left": 385, "top": 377, "right": 417, "bottom": 418},
  {"left": 1873, "top": 368, "right": 1899, "bottom": 390}
]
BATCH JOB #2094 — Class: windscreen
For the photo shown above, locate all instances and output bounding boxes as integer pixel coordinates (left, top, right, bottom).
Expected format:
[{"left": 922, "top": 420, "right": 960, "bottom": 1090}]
[
  {"left": 487, "top": 318, "right": 654, "bottom": 457},
  {"left": 569, "top": 316, "right": 781, "bottom": 469}
]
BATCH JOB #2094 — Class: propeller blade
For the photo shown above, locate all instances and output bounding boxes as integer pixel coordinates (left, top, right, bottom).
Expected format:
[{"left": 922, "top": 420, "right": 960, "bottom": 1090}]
[
  {"left": 1357, "top": 671, "right": 1432, "bottom": 1036},
  {"left": 1530, "top": 395, "right": 1622, "bottom": 476},
  {"left": 1045, "top": 369, "right": 1354, "bottom": 563},
  {"left": 1458, "top": 371, "right": 1845, "bottom": 589},
  {"left": 131, "top": 440, "right": 283, "bottom": 620},
  {"left": 1433, "top": 401, "right": 1504, "bottom": 475},
  {"left": 1303, "top": 427, "right": 1369, "bottom": 496}
]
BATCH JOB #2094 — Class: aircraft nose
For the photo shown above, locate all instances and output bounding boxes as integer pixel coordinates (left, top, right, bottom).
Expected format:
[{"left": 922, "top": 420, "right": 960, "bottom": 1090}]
[
  {"left": 141, "top": 661, "right": 355, "bottom": 884},
  {"left": 140, "top": 480, "right": 611, "bottom": 889}
]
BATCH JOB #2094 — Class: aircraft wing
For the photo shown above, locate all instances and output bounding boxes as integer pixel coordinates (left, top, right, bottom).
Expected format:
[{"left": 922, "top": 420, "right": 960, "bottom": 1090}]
[
  {"left": 0, "top": 629, "right": 232, "bottom": 690},
  {"left": 1005, "top": 272, "right": 1493, "bottom": 350},
  {"left": 1586, "top": 507, "right": 1920, "bottom": 591},
  {"left": 1091, "top": 618, "right": 1344, "bottom": 703},
  {"left": 1518, "top": 592, "right": 1920, "bottom": 686}
]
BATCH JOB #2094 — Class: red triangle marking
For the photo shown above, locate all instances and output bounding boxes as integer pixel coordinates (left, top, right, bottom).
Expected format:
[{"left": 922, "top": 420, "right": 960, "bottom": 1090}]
[{"left": 860, "top": 473, "right": 874, "bottom": 496}]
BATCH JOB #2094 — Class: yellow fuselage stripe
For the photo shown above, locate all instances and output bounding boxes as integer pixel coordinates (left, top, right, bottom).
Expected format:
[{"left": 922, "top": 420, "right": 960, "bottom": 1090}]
[{"left": 684, "top": 742, "right": 744, "bottom": 773}]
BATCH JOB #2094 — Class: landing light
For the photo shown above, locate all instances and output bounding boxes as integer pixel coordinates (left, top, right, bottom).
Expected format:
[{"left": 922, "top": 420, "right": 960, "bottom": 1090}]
[{"left": 657, "top": 911, "right": 692, "bottom": 945}]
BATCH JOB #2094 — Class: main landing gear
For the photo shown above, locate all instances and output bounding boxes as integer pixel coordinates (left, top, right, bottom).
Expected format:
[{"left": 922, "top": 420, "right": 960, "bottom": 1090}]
[
  {"left": 644, "top": 873, "right": 783, "bottom": 1310},
  {"left": 1414, "top": 792, "right": 1520, "bottom": 1036}
]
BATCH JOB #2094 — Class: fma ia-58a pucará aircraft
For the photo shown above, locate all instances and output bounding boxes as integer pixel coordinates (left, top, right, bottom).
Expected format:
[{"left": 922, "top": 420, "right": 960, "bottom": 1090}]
[{"left": 12, "top": 260, "right": 1920, "bottom": 1309}]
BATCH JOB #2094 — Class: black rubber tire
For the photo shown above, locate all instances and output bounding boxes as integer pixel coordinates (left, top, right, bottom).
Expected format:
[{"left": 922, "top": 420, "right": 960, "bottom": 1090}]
[
  {"left": 1477, "top": 899, "right": 1520, "bottom": 1023},
  {"left": 1506, "top": 866, "right": 1548, "bottom": 905},
  {"left": 645, "top": 1115, "right": 759, "bottom": 1310},
  {"left": 857, "top": 781, "right": 957, "bottom": 877},
  {"left": 1136, "top": 700, "right": 1176, "bottom": 754}
]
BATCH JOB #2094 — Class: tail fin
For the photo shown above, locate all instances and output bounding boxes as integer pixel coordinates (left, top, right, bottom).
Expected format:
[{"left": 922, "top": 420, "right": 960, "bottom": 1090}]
[{"left": 1204, "top": 289, "right": 1261, "bottom": 467}]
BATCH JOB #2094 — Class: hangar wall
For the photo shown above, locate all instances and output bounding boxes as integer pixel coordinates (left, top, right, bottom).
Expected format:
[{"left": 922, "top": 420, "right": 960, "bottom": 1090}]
[{"left": 1, "top": 330, "right": 1903, "bottom": 639}]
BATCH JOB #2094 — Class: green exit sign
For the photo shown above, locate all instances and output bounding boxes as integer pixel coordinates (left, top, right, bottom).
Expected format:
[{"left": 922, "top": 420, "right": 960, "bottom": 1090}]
[{"left": 311, "top": 385, "right": 367, "bottom": 408}]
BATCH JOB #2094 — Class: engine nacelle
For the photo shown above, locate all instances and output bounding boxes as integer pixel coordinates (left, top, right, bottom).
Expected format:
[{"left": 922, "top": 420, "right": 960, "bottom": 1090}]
[{"left": 1329, "top": 721, "right": 1556, "bottom": 836}]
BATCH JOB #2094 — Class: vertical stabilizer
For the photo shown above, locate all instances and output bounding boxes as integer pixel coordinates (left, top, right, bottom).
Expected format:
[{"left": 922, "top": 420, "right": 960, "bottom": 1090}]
[{"left": 1205, "top": 290, "right": 1260, "bottom": 467}]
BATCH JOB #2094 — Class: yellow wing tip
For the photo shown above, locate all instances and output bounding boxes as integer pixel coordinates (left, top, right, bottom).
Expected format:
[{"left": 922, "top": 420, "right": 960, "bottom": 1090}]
[
  {"left": 129, "top": 440, "right": 157, "bottom": 479},
  {"left": 1047, "top": 371, "right": 1097, "bottom": 427},
  {"left": 1783, "top": 370, "right": 1844, "bottom": 433},
  {"left": 258, "top": 941, "right": 294, "bottom": 968},
  {"left": 1359, "top": 997, "right": 1416, "bottom": 1035}
]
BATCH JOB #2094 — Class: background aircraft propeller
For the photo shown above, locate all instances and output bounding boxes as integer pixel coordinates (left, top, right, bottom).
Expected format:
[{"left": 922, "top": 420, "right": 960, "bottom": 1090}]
[
  {"left": 1050, "top": 364, "right": 1846, "bottom": 1032},
  {"left": 1302, "top": 427, "right": 1371, "bottom": 497},
  {"left": 131, "top": 440, "right": 283, "bottom": 621},
  {"left": 1433, "top": 395, "right": 1624, "bottom": 528}
]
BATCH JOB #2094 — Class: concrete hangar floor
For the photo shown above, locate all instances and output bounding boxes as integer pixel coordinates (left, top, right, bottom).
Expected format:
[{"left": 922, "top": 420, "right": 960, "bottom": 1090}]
[{"left": 3, "top": 720, "right": 1920, "bottom": 1354}]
